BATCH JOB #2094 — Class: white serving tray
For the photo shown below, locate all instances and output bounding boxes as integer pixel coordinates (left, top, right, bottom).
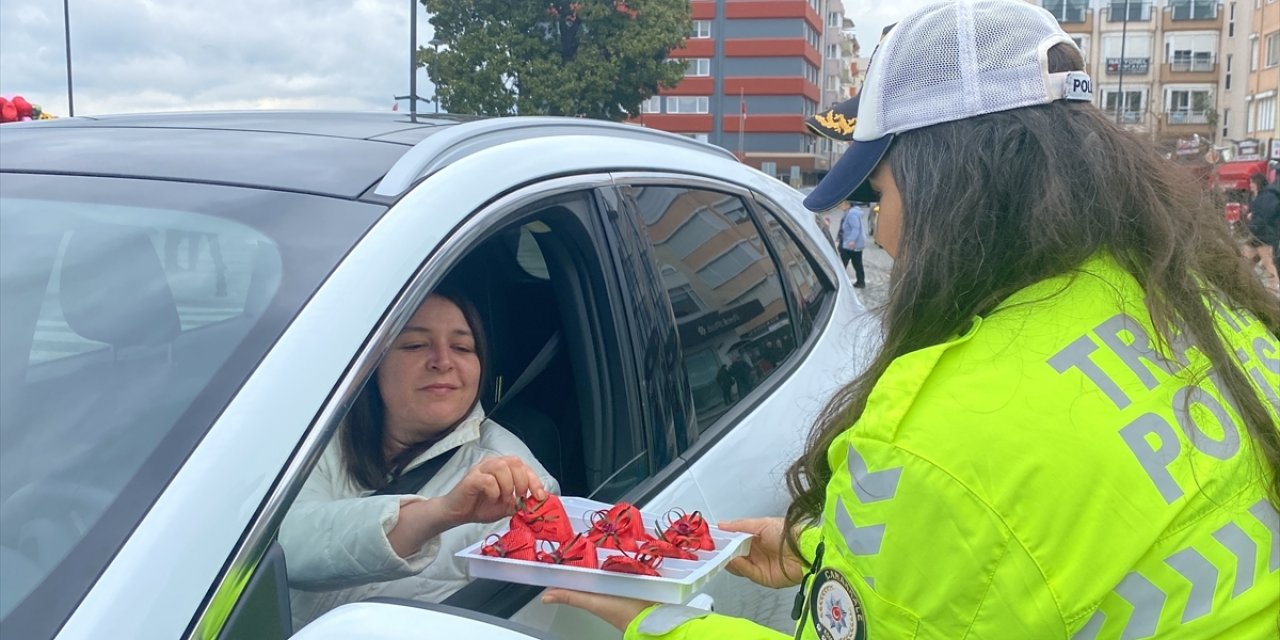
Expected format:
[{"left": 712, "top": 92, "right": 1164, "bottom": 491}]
[{"left": 455, "top": 496, "right": 752, "bottom": 604}]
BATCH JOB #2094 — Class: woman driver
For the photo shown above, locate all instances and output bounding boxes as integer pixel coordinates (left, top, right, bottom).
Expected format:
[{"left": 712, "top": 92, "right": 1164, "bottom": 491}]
[{"left": 280, "top": 287, "right": 557, "bottom": 628}]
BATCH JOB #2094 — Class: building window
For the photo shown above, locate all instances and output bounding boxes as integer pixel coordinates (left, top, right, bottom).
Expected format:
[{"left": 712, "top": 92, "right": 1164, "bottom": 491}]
[
  {"left": 691, "top": 20, "right": 711, "bottom": 39},
  {"left": 1164, "top": 33, "right": 1217, "bottom": 71},
  {"left": 684, "top": 58, "right": 711, "bottom": 77},
  {"left": 827, "top": 43, "right": 839, "bottom": 59},
  {"left": 1169, "top": 0, "right": 1218, "bottom": 20},
  {"left": 1225, "top": 54, "right": 1233, "bottom": 89},
  {"left": 1104, "top": 89, "right": 1146, "bottom": 123},
  {"left": 804, "top": 63, "right": 819, "bottom": 84},
  {"left": 640, "top": 96, "right": 662, "bottom": 114},
  {"left": 1253, "top": 96, "right": 1276, "bottom": 132},
  {"left": 1228, "top": 2, "right": 1236, "bottom": 36},
  {"left": 1104, "top": 33, "right": 1153, "bottom": 74},
  {"left": 1108, "top": 1, "right": 1152, "bottom": 21},
  {"left": 1042, "top": 0, "right": 1088, "bottom": 22},
  {"left": 1221, "top": 107, "right": 1230, "bottom": 138},
  {"left": 1166, "top": 88, "right": 1213, "bottom": 124},
  {"left": 827, "top": 11, "right": 840, "bottom": 27},
  {"left": 1069, "top": 35, "right": 1090, "bottom": 62},
  {"left": 666, "top": 96, "right": 709, "bottom": 114},
  {"left": 1267, "top": 32, "right": 1280, "bottom": 67}
]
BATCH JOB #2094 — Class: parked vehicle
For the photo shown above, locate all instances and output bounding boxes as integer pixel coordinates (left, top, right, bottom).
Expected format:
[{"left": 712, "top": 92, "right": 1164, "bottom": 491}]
[{"left": 0, "top": 112, "right": 875, "bottom": 639}]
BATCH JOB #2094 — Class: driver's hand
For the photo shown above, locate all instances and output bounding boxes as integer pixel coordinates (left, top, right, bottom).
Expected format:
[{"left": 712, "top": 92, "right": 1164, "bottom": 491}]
[{"left": 440, "top": 456, "right": 546, "bottom": 525}]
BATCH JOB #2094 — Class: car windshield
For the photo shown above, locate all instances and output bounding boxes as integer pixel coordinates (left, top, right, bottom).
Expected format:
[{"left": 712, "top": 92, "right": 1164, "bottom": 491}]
[{"left": 0, "top": 174, "right": 383, "bottom": 632}]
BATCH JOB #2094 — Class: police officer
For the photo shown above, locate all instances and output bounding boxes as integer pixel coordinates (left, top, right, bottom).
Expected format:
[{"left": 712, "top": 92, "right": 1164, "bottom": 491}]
[{"left": 544, "top": 1, "right": 1280, "bottom": 637}]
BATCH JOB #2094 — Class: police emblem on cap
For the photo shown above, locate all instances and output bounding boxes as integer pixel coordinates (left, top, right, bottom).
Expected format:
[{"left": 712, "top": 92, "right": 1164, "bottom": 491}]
[
  {"left": 805, "top": 96, "right": 860, "bottom": 142},
  {"left": 809, "top": 569, "right": 866, "bottom": 640}
]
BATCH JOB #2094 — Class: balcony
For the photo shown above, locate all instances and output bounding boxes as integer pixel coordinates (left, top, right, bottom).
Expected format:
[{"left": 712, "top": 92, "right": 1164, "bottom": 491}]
[
  {"left": 1166, "top": 110, "right": 1210, "bottom": 125},
  {"left": 1104, "top": 109, "right": 1147, "bottom": 125},
  {"left": 1161, "top": 57, "right": 1218, "bottom": 82},
  {"left": 1105, "top": 57, "right": 1152, "bottom": 75},
  {"left": 1107, "top": 1, "right": 1152, "bottom": 22},
  {"left": 1162, "top": 2, "right": 1222, "bottom": 30},
  {"left": 1041, "top": 1, "right": 1092, "bottom": 31}
]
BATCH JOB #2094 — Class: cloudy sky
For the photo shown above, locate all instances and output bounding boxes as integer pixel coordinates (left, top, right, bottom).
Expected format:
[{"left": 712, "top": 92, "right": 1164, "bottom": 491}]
[{"left": 0, "top": 0, "right": 930, "bottom": 118}]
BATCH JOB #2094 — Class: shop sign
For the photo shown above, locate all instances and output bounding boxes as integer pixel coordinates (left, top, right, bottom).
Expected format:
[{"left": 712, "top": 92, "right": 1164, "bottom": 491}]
[{"left": 1236, "top": 139, "right": 1262, "bottom": 161}]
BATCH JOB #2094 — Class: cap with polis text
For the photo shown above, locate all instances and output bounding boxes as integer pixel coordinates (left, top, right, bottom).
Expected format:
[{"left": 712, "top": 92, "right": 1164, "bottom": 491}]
[{"left": 803, "top": 0, "right": 1094, "bottom": 212}]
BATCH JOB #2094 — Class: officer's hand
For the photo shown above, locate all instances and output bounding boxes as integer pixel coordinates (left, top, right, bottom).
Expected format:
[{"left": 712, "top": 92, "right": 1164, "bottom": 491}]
[
  {"left": 542, "top": 589, "right": 652, "bottom": 632},
  {"left": 721, "top": 517, "right": 805, "bottom": 589}
]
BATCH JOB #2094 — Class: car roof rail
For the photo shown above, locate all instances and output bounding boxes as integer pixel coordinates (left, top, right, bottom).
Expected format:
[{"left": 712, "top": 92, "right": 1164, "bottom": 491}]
[{"left": 373, "top": 116, "right": 739, "bottom": 196}]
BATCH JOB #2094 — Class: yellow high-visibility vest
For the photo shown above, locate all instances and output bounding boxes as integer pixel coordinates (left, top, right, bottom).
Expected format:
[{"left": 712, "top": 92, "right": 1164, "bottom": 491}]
[{"left": 626, "top": 255, "right": 1280, "bottom": 640}]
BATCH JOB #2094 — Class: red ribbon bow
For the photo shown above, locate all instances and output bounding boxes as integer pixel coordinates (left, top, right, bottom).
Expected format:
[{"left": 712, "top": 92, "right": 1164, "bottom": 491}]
[
  {"left": 534, "top": 533, "right": 599, "bottom": 569},
  {"left": 480, "top": 527, "right": 537, "bottom": 562},
  {"left": 585, "top": 502, "right": 651, "bottom": 551},
  {"left": 657, "top": 508, "right": 715, "bottom": 551},
  {"left": 601, "top": 548, "right": 664, "bottom": 576},
  {"left": 511, "top": 494, "right": 574, "bottom": 544}
]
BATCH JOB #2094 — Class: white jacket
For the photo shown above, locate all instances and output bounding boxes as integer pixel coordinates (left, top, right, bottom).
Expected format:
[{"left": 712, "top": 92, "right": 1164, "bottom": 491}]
[{"left": 280, "top": 405, "right": 558, "bottom": 629}]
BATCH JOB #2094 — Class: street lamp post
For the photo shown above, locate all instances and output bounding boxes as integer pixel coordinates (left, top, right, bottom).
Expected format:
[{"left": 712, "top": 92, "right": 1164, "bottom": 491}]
[
  {"left": 1116, "top": 0, "right": 1130, "bottom": 126},
  {"left": 63, "top": 0, "right": 74, "bottom": 117},
  {"left": 429, "top": 38, "right": 443, "bottom": 114},
  {"left": 409, "top": 0, "right": 419, "bottom": 119}
]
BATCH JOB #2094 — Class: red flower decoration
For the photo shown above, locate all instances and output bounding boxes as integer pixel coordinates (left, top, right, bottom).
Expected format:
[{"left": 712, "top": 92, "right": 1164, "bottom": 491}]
[
  {"left": 637, "top": 537, "right": 698, "bottom": 561},
  {"left": 601, "top": 549, "right": 663, "bottom": 576},
  {"left": 534, "top": 533, "right": 599, "bottom": 569},
  {"left": 656, "top": 508, "right": 715, "bottom": 551},
  {"left": 585, "top": 502, "right": 650, "bottom": 551},
  {"left": 480, "top": 527, "right": 537, "bottom": 562},
  {"left": 512, "top": 494, "right": 574, "bottom": 544}
]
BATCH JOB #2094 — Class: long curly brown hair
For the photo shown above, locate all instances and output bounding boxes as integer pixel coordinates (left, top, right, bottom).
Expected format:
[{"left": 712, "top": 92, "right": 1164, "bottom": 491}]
[{"left": 784, "top": 44, "right": 1280, "bottom": 561}]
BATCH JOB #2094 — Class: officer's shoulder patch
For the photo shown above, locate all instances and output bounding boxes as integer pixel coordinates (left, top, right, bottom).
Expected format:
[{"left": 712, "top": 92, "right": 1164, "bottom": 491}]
[{"left": 809, "top": 568, "right": 867, "bottom": 640}]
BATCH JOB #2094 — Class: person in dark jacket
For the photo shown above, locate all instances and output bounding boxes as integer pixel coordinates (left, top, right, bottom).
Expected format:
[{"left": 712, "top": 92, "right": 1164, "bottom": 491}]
[{"left": 1247, "top": 174, "right": 1280, "bottom": 294}]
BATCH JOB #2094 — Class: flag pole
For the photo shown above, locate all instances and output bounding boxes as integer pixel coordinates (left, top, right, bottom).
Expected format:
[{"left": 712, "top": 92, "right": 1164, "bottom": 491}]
[{"left": 737, "top": 88, "right": 745, "bottom": 161}]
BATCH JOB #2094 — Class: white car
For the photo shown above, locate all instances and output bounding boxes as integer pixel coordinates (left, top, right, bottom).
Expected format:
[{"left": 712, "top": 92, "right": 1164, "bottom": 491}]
[{"left": 0, "top": 112, "right": 874, "bottom": 639}]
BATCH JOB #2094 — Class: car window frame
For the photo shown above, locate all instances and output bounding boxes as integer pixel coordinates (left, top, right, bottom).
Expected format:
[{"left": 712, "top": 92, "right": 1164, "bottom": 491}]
[
  {"left": 607, "top": 173, "right": 839, "bottom": 480},
  {"left": 184, "top": 173, "right": 658, "bottom": 638}
]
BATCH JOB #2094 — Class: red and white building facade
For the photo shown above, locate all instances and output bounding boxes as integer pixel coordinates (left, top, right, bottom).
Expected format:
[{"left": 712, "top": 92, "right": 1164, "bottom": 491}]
[{"left": 635, "top": 1, "right": 858, "bottom": 185}]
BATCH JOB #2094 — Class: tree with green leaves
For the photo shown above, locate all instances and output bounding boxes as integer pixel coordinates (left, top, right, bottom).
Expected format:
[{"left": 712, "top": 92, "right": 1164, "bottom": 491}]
[{"left": 420, "top": 0, "right": 690, "bottom": 120}]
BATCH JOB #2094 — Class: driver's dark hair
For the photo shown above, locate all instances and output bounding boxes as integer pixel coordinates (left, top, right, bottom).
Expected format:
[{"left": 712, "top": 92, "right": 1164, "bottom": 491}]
[
  {"left": 341, "top": 286, "right": 489, "bottom": 491},
  {"left": 783, "top": 43, "right": 1280, "bottom": 564}
]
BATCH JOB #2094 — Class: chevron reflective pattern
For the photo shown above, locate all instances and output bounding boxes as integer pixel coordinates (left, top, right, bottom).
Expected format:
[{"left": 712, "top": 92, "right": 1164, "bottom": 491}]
[
  {"left": 1163, "top": 548, "right": 1217, "bottom": 623},
  {"left": 847, "top": 441, "right": 902, "bottom": 503},
  {"left": 835, "top": 496, "right": 886, "bottom": 556}
]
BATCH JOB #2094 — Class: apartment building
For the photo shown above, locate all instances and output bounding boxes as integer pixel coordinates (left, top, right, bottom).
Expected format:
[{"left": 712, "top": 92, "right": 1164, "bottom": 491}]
[
  {"left": 817, "top": 5, "right": 860, "bottom": 170},
  {"left": 1244, "top": 0, "right": 1279, "bottom": 163},
  {"left": 1036, "top": 0, "right": 1246, "bottom": 155},
  {"left": 635, "top": 0, "right": 856, "bottom": 185}
]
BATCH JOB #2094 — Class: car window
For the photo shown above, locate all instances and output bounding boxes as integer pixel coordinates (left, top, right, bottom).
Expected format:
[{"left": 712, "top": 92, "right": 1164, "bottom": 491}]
[
  {"left": 0, "top": 174, "right": 381, "bottom": 633},
  {"left": 276, "top": 188, "right": 642, "bottom": 628},
  {"left": 623, "top": 186, "right": 796, "bottom": 434},
  {"left": 756, "top": 205, "right": 834, "bottom": 339}
]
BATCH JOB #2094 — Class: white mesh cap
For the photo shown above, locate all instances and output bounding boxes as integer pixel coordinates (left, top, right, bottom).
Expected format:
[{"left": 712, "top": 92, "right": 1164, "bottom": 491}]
[{"left": 804, "top": 0, "right": 1091, "bottom": 212}]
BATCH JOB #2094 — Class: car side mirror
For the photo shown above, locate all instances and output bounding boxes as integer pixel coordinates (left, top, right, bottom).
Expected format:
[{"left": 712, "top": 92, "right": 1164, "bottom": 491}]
[{"left": 292, "top": 600, "right": 553, "bottom": 640}]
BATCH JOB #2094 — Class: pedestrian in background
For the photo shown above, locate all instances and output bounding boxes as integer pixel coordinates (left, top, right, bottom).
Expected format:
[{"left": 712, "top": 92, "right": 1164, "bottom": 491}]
[
  {"left": 836, "top": 200, "right": 866, "bottom": 288},
  {"left": 1247, "top": 173, "right": 1280, "bottom": 294},
  {"left": 544, "top": 1, "right": 1280, "bottom": 637}
]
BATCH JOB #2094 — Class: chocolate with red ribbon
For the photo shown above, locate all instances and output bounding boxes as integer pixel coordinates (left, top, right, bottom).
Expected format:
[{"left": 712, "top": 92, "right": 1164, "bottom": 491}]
[
  {"left": 512, "top": 494, "right": 574, "bottom": 544},
  {"left": 480, "top": 527, "right": 537, "bottom": 562},
  {"left": 534, "top": 533, "right": 599, "bottom": 569},
  {"left": 657, "top": 509, "right": 715, "bottom": 551}
]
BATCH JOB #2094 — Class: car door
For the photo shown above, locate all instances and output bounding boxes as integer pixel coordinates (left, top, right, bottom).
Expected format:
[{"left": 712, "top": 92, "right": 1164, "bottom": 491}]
[{"left": 605, "top": 174, "right": 855, "bottom": 629}]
